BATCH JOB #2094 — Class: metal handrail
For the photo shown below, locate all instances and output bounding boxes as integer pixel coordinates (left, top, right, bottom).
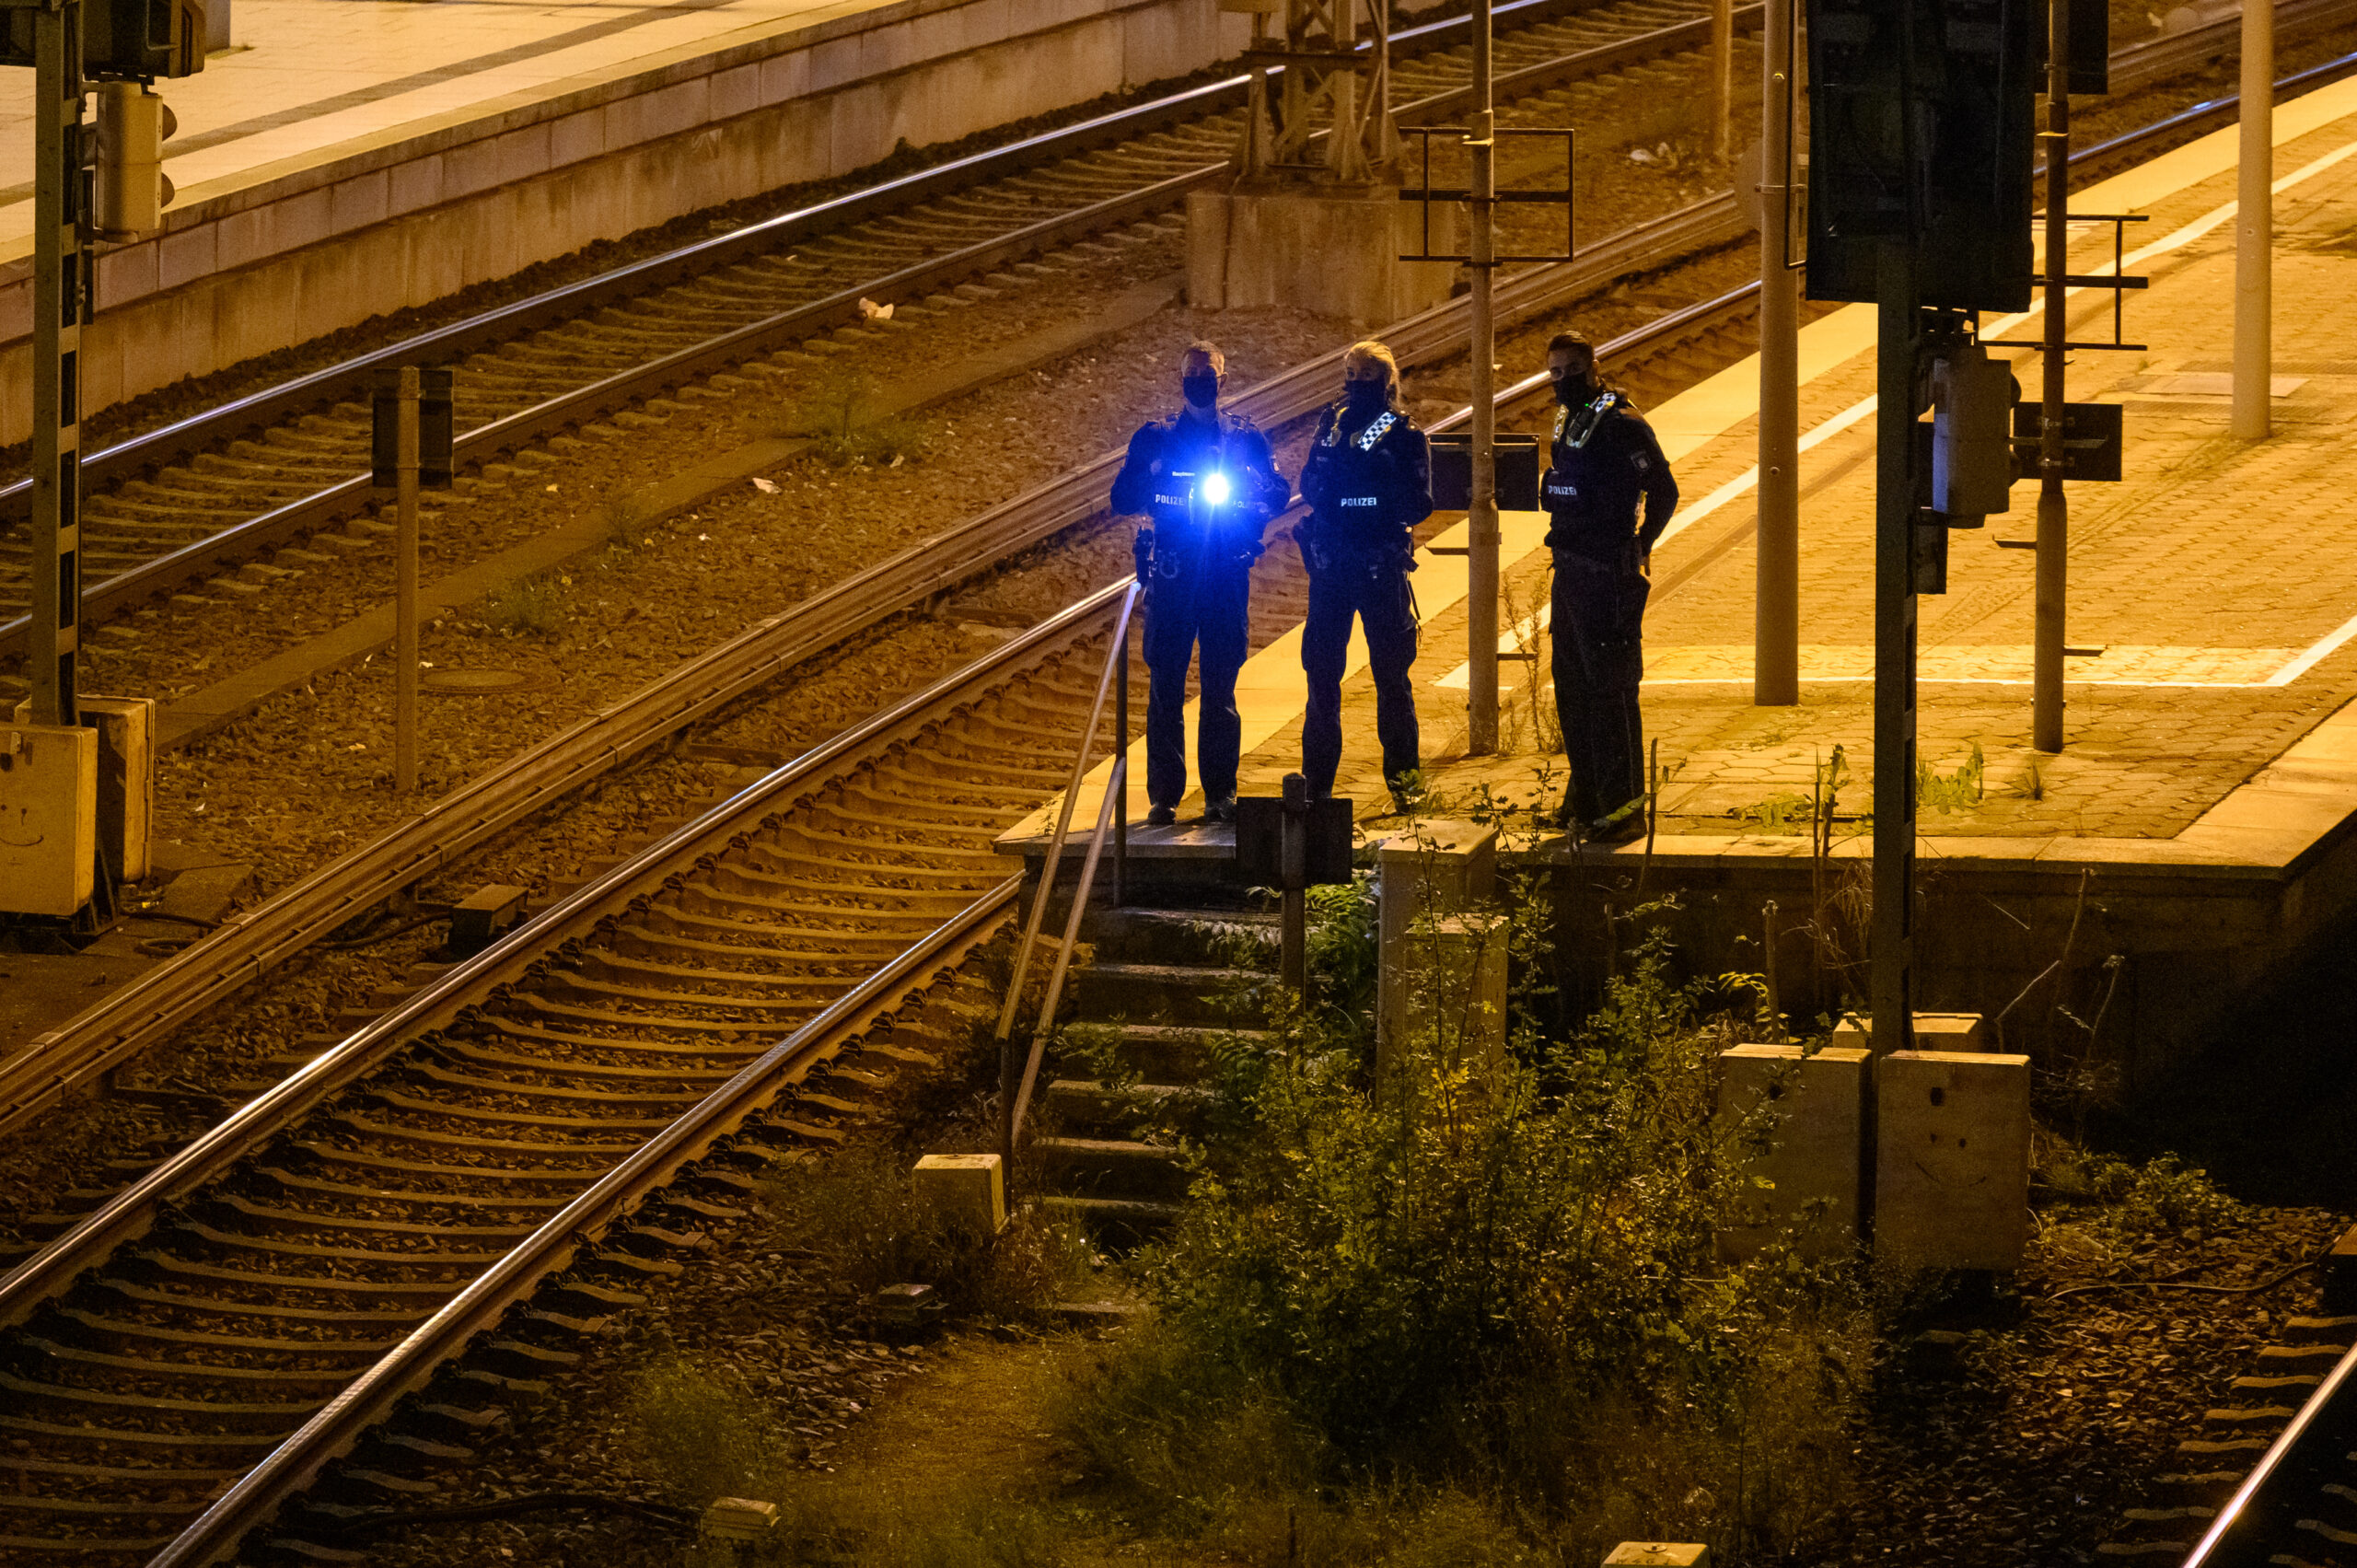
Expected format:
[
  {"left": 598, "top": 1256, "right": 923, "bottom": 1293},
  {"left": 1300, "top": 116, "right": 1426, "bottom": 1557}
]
[
  {"left": 1014, "top": 753, "right": 1128, "bottom": 1150},
  {"left": 993, "top": 580, "right": 1142, "bottom": 1170}
]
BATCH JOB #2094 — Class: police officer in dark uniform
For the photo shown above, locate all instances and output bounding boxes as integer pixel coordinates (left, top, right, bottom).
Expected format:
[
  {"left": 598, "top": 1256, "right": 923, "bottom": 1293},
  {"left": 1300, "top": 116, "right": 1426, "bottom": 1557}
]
[
  {"left": 1296, "top": 340, "right": 1434, "bottom": 811},
  {"left": 1110, "top": 341, "right": 1289, "bottom": 826},
  {"left": 1538, "top": 330, "right": 1678, "bottom": 842}
]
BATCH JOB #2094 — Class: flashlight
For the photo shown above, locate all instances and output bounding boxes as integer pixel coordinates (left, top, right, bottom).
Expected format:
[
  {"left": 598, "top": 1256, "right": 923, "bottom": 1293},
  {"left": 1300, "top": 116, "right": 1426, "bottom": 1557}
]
[{"left": 1200, "top": 470, "right": 1231, "bottom": 507}]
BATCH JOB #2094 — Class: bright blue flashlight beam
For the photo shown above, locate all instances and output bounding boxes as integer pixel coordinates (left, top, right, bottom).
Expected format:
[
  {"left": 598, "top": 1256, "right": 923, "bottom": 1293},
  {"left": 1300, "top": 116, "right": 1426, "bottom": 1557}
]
[{"left": 1200, "top": 471, "right": 1231, "bottom": 506}]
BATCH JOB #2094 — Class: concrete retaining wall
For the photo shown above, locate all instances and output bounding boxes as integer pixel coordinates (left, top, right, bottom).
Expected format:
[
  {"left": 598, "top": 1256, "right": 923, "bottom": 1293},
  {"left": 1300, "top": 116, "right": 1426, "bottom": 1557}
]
[
  {"left": 1536, "top": 827, "right": 2357, "bottom": 1091},
  {"left": 0, "top": 0, "right": 1252, "bottom": 444}
]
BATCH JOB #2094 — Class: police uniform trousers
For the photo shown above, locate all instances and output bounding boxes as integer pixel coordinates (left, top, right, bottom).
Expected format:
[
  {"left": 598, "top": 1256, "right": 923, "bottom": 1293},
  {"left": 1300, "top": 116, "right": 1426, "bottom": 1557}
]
[
  {"left": 1550, "top": 545, "right": 1649, "bottom": 824},
  {"left": 1301, "top": 557, "right": 1420, "bottom": 799},
  {"left": 1144, "top": 551, "right": 1251, "bottom": 809}
]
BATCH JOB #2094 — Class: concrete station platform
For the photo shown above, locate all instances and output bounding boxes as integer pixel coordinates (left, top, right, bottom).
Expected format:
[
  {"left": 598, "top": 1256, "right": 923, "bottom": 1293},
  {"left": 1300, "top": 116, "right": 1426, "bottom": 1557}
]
[
  {"left": 0, "top": 0, "right": 1249, "bottom": 443},
  {"left": 1001, "top": 73, "right": 2357, "bottom": 1079}
]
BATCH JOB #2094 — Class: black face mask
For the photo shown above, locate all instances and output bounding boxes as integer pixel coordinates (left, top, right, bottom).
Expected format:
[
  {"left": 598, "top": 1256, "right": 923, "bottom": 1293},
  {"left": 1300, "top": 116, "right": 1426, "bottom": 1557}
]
[
  {"left": 1343, "top": 380, "right": 1388, "bottom": 415},
  {"left": 1181, "top": 373, "right": 1219, "bottom": 410},
  {"left": 1553, "top": 373, "right": 1591, "bottom": 407}
]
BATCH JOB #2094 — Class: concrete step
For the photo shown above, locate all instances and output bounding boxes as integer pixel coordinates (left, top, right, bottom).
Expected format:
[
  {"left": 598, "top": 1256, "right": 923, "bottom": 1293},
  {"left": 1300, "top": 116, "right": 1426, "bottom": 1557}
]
[
  {"left": 1041, "top": 1078, "right": 1214, "bottom": 1138},
  {"left": 1037, "top": 1193, "right": 1181, "bottom": 1245},
  {"left": 1070, "top": 962, "right": 1267, "bottom": 1027},
  {"left": 1056, "top": 1021, "right": 1275, "bottom": 1084},
  {"left": 1081, "top": 905, "right": 1281, "bottom": 967},
  {"left": 1034, "top": 1136, "right": 1191, "bottom": 1203}
]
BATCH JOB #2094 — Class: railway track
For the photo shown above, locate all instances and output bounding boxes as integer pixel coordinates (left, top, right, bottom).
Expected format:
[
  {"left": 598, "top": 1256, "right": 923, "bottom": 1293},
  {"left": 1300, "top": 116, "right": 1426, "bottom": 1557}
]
[
  {"left": 2, "top": 0, "right": 2341, "bottom": 665},
  {"left": 2096, "top": 1301, "right": 2357, "bottom": 1564},
  {"left": 0, "top": 0, "right": 1736, "bottom": 662},
  {"left": 0, "top": 180, "right": 1750, "bottom": 1142},
  {"left": 0, "top": 584, "right": 1146, "bottom": 1562},
  {"left": 2, "top": 23, "right": 2354, "bottom": 1558},
  {"left": 0, "top": 221, "right": 1780, "bottom": 1562},
  {"left": 1, "top": 0, "right": 2332, "bottom": 1142}
]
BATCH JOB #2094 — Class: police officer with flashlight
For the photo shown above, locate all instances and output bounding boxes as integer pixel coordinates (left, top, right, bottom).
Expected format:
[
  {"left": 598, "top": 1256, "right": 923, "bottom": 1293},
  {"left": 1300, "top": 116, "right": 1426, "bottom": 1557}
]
[
  {"left": 1111, "top": 342, "right": 1289, "bottom": 825},
  {"left": 1538, "top": 331, "right": 1678, "bottom": 842},
  {"left": 1296, "top": 340, "right": 1434, "bottom": 812}
]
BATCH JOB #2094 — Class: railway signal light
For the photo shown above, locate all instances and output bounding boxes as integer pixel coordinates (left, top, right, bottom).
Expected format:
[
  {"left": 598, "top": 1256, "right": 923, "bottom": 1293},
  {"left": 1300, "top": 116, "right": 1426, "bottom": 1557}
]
[
  {"left": 371, "top": 366, "right": 456, "bottom": 490},
  {"left": 94, "top": 82, "right": 174, "bottom": 239},
  {"left": 1804, "top": 0, "right": 2040, "bottom": 311},
  {"left": 85, "top": 0, "right": 205, "bottom": 79},
  {"left": 1930, "top": 343, "right": 2019, "bottom": 520}
]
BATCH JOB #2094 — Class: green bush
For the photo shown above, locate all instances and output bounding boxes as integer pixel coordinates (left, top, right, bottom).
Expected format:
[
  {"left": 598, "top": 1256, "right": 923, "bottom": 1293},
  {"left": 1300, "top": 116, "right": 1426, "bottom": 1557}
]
[
  {"left": 1067, "top": 912, "right": 1864, "bottom": 1562},
  {"left": 787, "top": 363, "right": 930, "bottom": 469},
  {"left": 2109, "top": 1151, "right": 2245, "bottom": 1237},
  {"left": 482, "top": 573, "right": 568, "bottom": 638},
  {"left": 623, "top": 1353, "right": 784, "bottom": 1504}
]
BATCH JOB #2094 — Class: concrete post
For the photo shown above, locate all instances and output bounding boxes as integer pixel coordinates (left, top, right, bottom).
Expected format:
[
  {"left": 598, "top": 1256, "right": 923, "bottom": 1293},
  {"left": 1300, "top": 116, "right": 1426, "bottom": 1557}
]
[
  {"left": 1753, "top": 0, "right": 1799, "bottom": 706},
  {"left": 2232, "top": 0, "right": 2274, "bottom": 439},
  {"left": 1715, "top": 1044, "right": 1870, "bottom": 1259},
  {"left": 1874, "top": 1051, "right": 2031, "bottom": 1270},
  {"left": 912, "top": 1153, "right": 1005, "bottom": 1237},
  {"left": 1375, "top": 821, "right": 1496, "bottom": 1093},
  {"left": 1399, "top": 915, "right": 1510, "bottom": 1098}
]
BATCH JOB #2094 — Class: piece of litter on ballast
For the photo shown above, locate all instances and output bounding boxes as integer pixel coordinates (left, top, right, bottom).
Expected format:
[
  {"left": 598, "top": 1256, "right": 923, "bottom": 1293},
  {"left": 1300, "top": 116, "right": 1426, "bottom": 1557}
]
[
  {"left": 752, "top": 477, "right": 779, "bottom": 494},
  {"left": 857, "top": 296, "right": 894, "bottom": 321}
]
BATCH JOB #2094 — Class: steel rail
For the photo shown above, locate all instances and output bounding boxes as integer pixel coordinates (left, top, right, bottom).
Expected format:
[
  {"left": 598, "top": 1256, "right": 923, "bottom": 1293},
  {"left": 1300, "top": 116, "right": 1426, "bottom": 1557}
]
[
  {"left": 0, "top": 577, "right": 1132, "bottom": 1341},
  {"left": 5, "top": 0, "right": 2312, "bottom": 656},
  {"left": 2178, "top": 1337, "right": 2357, "bottom": 1565},
  {"left": 0, "top": 0, "right": 1792, "bottom": 660},
  {"left": 0, "top": 189, "right": 1747, "bottom": 1144},
  {"left": 2108, "top": 0, "right": 2357, "bottom": 94},
  {"left": 11, "top": 6, "right": 2335, "bottom": 1137},
  {"left": 146, "top": 878, "right": 1020, "bottom": 1568},
  {"left": 4, "top": 0, "right": 2328, "bottom": 1222},
  {"left": 1457, "top": 41, "right": 2357, "bottom": 440}
]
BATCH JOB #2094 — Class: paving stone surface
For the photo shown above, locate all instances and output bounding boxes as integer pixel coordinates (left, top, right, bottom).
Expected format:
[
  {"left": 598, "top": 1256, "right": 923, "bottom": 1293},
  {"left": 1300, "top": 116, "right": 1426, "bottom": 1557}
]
[{"left": 1272, "top": 99, "right": 2357, "bottom": 849}]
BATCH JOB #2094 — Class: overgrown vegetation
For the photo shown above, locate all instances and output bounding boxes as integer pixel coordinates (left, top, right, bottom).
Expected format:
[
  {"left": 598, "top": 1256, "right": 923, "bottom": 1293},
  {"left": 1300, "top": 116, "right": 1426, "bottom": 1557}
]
[
  {"left": 625, "top": 1351, "right": 788, "bottom": 1504},
  {"left": 761, "top": 1150, "right": 1092, "bottom": 1320},
  {"left": 785, "top": 362, "right": 931, "bottom": 468},
  {"left": 1916, "top": 741, "right": 1987, "bottom": 814},
  {"left": 482, "top": 571, "right": 569, "bottom": 637},
  {"left": 1061, "top": 870, "right": 1871, "bottom": 1564}
]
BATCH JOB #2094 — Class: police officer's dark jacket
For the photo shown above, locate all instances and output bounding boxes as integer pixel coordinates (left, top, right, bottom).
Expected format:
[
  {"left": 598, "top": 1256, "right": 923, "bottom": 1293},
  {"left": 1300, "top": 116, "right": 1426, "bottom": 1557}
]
[
  {"left": 1111, "top": 410, "right": 1288, "bottom": 559},
  {"left": 1539, "top": 387, "right": 1679, "bottom": 560},
  {"left": 1297, "top": 400, "right": 1434, "bottom": 569}
]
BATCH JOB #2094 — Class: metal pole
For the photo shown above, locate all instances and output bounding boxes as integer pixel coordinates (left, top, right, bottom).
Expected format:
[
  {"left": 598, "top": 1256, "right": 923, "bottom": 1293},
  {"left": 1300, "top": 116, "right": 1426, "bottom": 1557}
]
[
  {"left": 1112, "top": 590, "right": 1129, "bottom": 907},
  {"left": 2034, "top": 0, "right": 2072, "bottom": 754},
  {"left": 29, "top": 4, "right": 86, "bottom": 730},
  {"left": 395, "top": 366, "right": 420, "bottom": 795},
  {"left": 1753, "top": 0, "right": 1799, "bottom": 706},
  {"left": 1467, "top": 0, "right": 1501, "bottom": 754},
  {"left": 1711, "top": 0, "right": 1735, "bottom": 164},
  {"left": 1870, "top": 245, "right": 1918, "bottom": 1054},
  {"left": 1281, "top": 772, "right": 1307, "bottom": 992},
  {"left": 2232, "top": 0, "right": 2273, "bottom": 439}
]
